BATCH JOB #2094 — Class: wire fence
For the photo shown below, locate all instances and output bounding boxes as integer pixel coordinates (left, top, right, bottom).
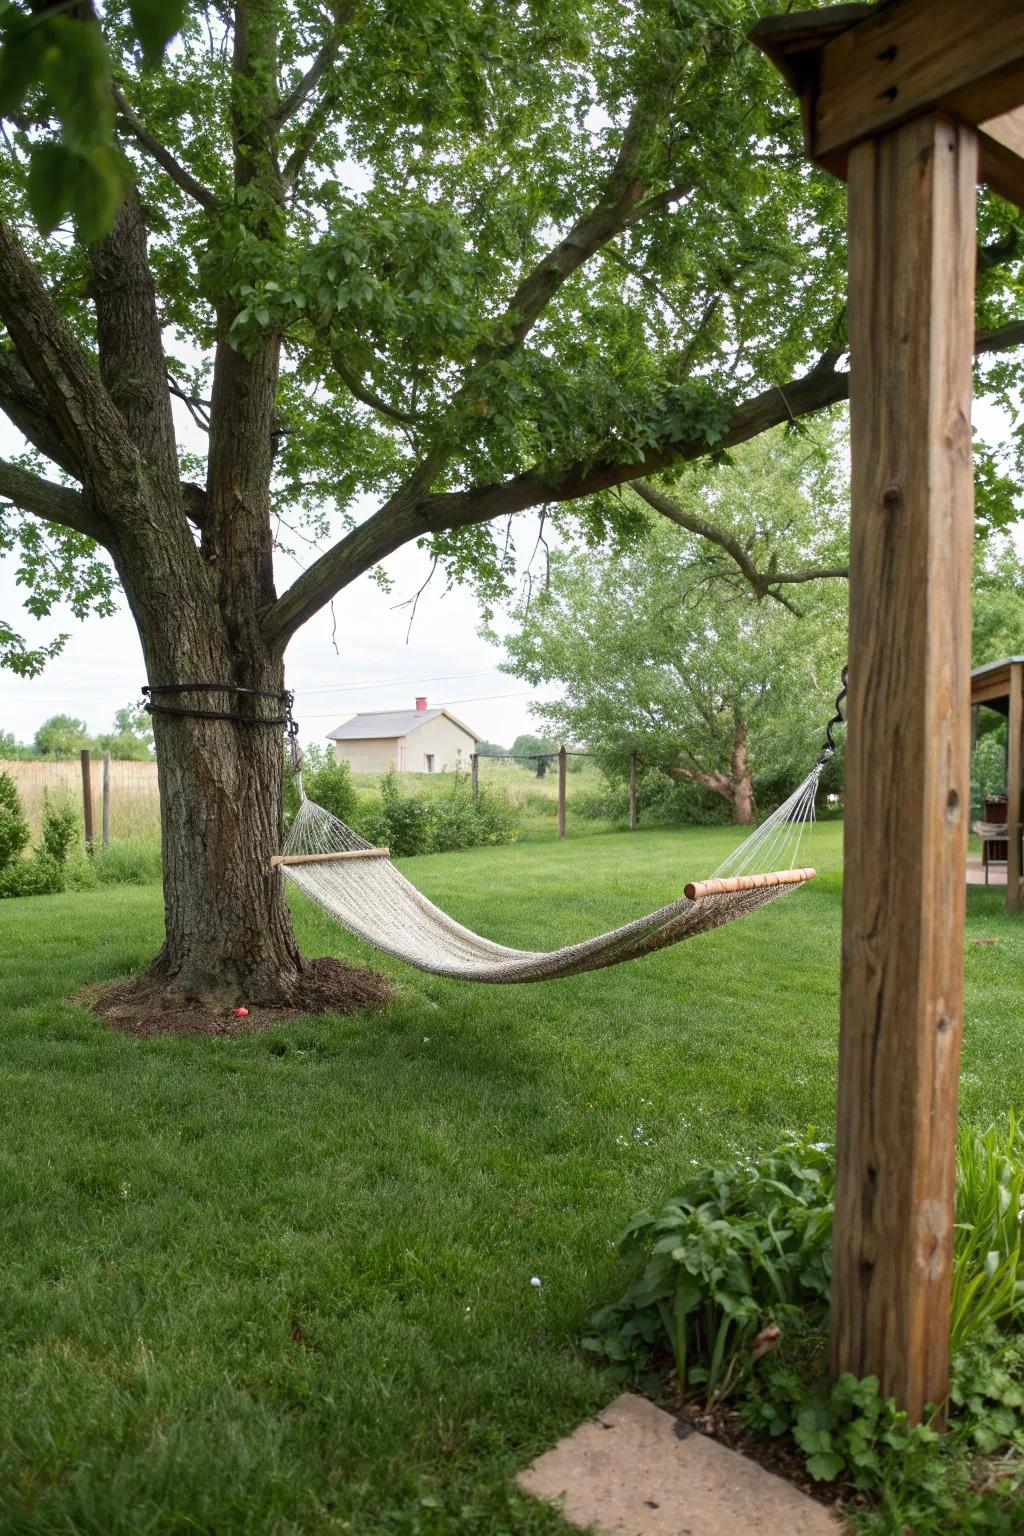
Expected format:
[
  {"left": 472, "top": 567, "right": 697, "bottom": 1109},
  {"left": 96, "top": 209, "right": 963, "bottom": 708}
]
[{"left": 0, "top": 757, "right": 160, "bottom": 842}]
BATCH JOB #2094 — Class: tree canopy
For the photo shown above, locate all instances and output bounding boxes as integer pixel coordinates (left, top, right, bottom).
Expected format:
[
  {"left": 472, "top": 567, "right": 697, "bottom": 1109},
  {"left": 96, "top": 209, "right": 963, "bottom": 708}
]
[
  {"left": 497, "top": 426, "right": 850, "bottom": 819},
  {"left": 1, "top": 0, "right": 1020, "bottom": 677}
]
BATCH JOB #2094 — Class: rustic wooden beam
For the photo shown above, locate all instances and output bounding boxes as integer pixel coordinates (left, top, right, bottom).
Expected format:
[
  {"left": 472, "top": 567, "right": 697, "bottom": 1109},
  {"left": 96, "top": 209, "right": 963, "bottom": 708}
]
[
  {"left": 752, "top": 2, "right": 1024, "bottom": 206},
  {"left": 1007, "top": 661, "right": 1023, "bottom": 913},
  {"left": 833, "top": 112, "right": 977, "bottom": 1423},
  {"left": 816, "top": 0, "right": 1024, "bottom": 159},
  {"left": 978, "top": 108, "right": 1024, "bottom": 209}
]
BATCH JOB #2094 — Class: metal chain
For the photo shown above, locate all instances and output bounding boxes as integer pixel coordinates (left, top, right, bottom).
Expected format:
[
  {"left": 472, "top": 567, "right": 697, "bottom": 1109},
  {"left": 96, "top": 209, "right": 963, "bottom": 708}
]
[
  {"left": 817, "top": 665, "right": 849, "bottom": 765},
  {"left": 282, "top": 689, "right": 302, "bottom": 774}
]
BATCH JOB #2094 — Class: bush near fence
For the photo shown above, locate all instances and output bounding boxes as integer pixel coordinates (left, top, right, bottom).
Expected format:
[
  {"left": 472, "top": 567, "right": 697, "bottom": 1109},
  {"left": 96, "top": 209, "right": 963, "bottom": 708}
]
[{"left": 0, "top": 759, "right": 161, "bottom": 841}]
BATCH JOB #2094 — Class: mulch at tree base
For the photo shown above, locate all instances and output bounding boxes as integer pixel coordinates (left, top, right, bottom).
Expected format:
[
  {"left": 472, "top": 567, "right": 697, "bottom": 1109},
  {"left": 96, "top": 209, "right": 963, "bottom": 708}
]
[{"left": 82, "top": 956, "right": 394, "bottom": 1038}]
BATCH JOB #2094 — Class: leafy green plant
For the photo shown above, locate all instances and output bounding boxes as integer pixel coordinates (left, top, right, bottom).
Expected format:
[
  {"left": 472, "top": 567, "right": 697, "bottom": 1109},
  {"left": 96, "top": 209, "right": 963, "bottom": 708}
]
[
  {"left": 584, "top": 1135, "right": 834, "bottom": 1400},
  {"left": 952, "top": 1114, "right": 1024, "bottom": 1351},
  {"left": 40, "top": 790, "right": 80, "bottom": 867},
  {"left": 589, "top": 1120, "right": 1024, "bottom": 1516},
  {"left": 0, "top": 850, "right": 64, "bottom": 898},
  {"left": 0, "top": 769, "right": 29, "bottom": 870}
]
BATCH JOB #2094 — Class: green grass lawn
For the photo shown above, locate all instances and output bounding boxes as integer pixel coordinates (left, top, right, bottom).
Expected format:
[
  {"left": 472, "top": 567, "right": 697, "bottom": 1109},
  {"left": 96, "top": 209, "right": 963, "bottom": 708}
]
[{"left": 1, "top": 822, "right": 1021, "bottom": 1534}]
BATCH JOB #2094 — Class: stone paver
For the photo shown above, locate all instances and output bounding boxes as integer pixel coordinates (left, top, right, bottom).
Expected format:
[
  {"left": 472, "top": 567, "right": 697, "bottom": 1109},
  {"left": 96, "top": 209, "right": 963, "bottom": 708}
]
[{"left": 517, "top": 1393, "right": 845, "bottom": 1536}]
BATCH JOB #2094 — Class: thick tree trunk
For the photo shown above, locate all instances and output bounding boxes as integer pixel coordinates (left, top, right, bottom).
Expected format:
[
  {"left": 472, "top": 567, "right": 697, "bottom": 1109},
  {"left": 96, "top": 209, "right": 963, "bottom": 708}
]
[
  {"left": 729, "top": 720, "right": 755, "bottom": 826},
  {"left": 149, "top": 670, "right": 301, "bottom": 1007}
]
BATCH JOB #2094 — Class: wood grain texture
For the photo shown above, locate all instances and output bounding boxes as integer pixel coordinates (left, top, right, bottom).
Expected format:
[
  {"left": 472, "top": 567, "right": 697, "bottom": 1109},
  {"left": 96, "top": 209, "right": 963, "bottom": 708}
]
[
  {"left": 833, "top": 113, "right": 977, "bottom": 1423},
  {"left": 814, "top": 0, "right": 1024, "bottom": 160},
  {"left": 1007, "top": 662, "right": 1023, "bottom": 913},
  {"left": 270, "top": 849, "right": 390, "bottom": 868},
  {"left": 979, "top": 108, "right": 1024, "bottom": 208},
  {"left": 683, "top": 869, "right": 815, "bottom": 901}
]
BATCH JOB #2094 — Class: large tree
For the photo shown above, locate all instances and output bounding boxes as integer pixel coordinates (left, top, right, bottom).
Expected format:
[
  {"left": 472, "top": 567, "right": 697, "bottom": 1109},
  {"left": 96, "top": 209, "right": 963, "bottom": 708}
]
[
  {"left": 1, "top": 1, "right": 1022, "bottom": 1005},
  {"left": 497, "top": 426, "right": 850, "bottom": 822}
]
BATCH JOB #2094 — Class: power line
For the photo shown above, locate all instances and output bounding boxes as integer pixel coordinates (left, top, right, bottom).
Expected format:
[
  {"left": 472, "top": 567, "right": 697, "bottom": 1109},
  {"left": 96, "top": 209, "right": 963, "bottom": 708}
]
[
  {"left": 11, "top": 667, "right": 512, "bottom": 708},
  {"left": 300, "top": 689, "right": 534, "bottom": 720}
]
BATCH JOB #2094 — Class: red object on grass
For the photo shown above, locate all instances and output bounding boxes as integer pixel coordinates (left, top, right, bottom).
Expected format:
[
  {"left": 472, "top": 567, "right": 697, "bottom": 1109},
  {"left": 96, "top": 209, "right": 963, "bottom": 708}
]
[{"left": 233, "top": 1006, "right": 249, "bottom": 1017}]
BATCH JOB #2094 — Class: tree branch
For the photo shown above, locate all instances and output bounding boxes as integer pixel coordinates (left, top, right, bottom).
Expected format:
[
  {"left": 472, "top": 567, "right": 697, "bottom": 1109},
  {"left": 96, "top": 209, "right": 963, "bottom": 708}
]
[
  {"left": 0, "top": 217, "right": 142, "bottom": 493},
  {"left": 90, "top": 192, "right": 179, "bottom": 484},
  {"left": 0, "top": 456, "right": 106, "bottom": 542},
  {"left": 631, "top": 480, "right": 847, "bottom": 604},
  {"left": 975, "top": 317, "right": 1024, "bottom": 357},
  {"left": 264, "top": 313, "right": 1024, "bottom": 650},
  {"left": 270, "top": 9, "right": 353, "bottom": 126},
  {"left": 263, "top": 356, "right": 852, "bottom": 648},
  {"left": 113, "top": 88, "right": 220, "bottom": 211},
  {"left": 499, "top": 83, "right": 687, "bottom": 352},
  {"left": 0, "top": 347, "right": 83, "bottom": 479}
]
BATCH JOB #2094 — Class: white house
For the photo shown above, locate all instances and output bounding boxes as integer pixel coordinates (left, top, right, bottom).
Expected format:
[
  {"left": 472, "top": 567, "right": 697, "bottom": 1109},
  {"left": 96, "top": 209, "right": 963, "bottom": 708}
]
[{"left": 327, "top": 697, "right": 480, "bottom": 774}]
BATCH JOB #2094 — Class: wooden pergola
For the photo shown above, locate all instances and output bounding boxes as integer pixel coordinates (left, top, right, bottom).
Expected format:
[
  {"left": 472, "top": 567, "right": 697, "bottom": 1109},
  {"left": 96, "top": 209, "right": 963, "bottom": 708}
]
[
  {"left": 971, "top": 657, "right": 1024, "bottom": 911},
  {"left": 752, "top": 0, "right": 1024, "bottom": 1423}
]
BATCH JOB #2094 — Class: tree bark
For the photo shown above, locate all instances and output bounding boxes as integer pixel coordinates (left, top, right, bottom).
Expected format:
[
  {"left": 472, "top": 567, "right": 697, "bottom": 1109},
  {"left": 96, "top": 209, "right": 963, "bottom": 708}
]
[{"left": 730, "top": 720, "right": 756, "bottom": 825}]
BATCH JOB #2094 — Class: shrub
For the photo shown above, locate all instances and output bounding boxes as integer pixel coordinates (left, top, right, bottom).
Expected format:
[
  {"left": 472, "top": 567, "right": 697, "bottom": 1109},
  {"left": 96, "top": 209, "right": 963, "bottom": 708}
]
[
  {"left": 574, "top": 771, "right": 730, "bottom": 828},
  {"left": 40, "top": 790, "right": 80, "bottom": 867},
  {"left": 586, "top": 1121, "right": 1024, "bottom": 1503},
  {"left": 371, "top": 770, "right": 436, "bottom": 856},
  {"left": 0, "top": 851, "right": 65, "bottom": 898},
  {"left": 427, "top": 776, "right": 520, "bottom": 853},
  {"left": 0, "top": 772, "right": 30, "bottom": 870}
]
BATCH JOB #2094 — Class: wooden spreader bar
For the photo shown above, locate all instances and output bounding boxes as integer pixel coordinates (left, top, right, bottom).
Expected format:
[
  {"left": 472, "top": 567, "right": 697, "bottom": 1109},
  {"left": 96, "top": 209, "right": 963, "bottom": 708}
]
[
  {"left": 271, "top": 848, "right": 390, "bottom": 869},
  {"left": 684, "top": 867, "right": 816, "bottom": 902}
]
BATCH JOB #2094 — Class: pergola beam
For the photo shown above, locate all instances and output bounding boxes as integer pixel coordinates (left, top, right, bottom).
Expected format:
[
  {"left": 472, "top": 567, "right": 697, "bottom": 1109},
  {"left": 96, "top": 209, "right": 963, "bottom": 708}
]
[{"left": 752, "top": 1, "right": 1024, "bottom": 206}]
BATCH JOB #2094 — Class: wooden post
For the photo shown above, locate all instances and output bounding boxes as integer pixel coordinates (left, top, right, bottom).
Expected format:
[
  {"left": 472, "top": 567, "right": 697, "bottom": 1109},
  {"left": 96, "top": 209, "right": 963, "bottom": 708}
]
[
  {"left": 558, "top": 746, "right": 567, "bottom": 840},
  {"left": 833, "top": 113, "right": 977, "bottom": 1423},
  {"left": 102, "top": 751, "right": 111, "bottom": 848},
  {"left": 471, "top": 752, "right": 479, "bottom": 800},
  {"left": 80, "top": 748, "right": 95, "bottom": 851},
  {"left": 1007, "top": 661, "right": 1023, "bottom": 912},
  {"left": 629, "top": 751, "right": 638, "bottom": 831}
]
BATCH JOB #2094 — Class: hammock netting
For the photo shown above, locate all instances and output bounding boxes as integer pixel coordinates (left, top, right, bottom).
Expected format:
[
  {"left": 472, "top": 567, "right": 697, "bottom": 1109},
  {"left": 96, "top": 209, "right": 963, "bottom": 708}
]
[{"left": 276, "top": 763, "right": 823, "bottom": 984}]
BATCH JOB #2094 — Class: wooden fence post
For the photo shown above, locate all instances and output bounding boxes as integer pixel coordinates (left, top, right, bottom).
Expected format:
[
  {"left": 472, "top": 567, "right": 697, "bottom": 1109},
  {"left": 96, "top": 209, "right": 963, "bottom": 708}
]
[
  {"left": 558, "top": 746, "right": 567, "bottom": 840},
  {"left": 102, "top": 751, "right": 111, "bottom": 848},
  {"left": 80, "top": 748, "right": 94, "bottom": 851},
  {"left": 832, "top": 113, "right": 977, "bottom": 1423},
  {"left": 471, "top": 752, "right": 479, "bottom": 800},
  {"left": 629, "top": 751, "right": 638, "bottom": 831}
]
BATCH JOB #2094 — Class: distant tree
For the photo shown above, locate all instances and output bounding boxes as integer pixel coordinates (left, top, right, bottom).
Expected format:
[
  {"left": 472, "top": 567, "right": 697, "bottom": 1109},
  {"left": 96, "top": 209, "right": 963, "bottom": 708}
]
[
  {"left": 973, "top": 535, "right": 1024, "bottom": 668},
  {"left": 500, "top": 433, "right": 850, "bottom": 822},
  {"left": 95, "top": 702, "right": 155, "bottom": 760},
  {"left": 509, "top": 732, "right": 558, "bottom": 777},
  {"left": 474, "top": 741, "right": 509, "bottom": 758},
  {"left": 33, "top": 714, "right": 91, "bottom": 758},
  {"left": 0, "top": 729, "right": 29, "bottom": 759}
]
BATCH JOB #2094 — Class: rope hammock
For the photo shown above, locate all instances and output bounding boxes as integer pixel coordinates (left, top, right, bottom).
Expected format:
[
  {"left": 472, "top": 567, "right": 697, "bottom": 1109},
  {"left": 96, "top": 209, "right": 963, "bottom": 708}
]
[{"left": 274, "top": 762, "right": 825, "bottom": 984}]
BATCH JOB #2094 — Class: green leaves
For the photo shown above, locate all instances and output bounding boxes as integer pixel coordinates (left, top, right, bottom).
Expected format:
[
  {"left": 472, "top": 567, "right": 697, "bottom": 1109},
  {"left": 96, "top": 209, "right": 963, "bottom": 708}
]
[
  {"left": 129, "top": 0, "right": 188, "bottom": 66},
  {"left": 0, "top": 1, "right": 183, "bottom": 237}
]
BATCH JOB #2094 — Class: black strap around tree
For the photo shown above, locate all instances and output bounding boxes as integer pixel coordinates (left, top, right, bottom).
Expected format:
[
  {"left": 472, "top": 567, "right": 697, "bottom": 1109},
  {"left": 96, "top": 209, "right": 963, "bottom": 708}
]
[{"left": 141, "top": 683, "right": 303, "bottom": 772}]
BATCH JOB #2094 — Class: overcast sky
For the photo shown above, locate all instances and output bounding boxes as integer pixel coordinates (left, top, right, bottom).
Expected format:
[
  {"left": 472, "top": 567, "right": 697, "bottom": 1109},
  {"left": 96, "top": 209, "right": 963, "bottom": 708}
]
[{"left": 0, "top": 401, "right": 551, "bottom": 753}]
